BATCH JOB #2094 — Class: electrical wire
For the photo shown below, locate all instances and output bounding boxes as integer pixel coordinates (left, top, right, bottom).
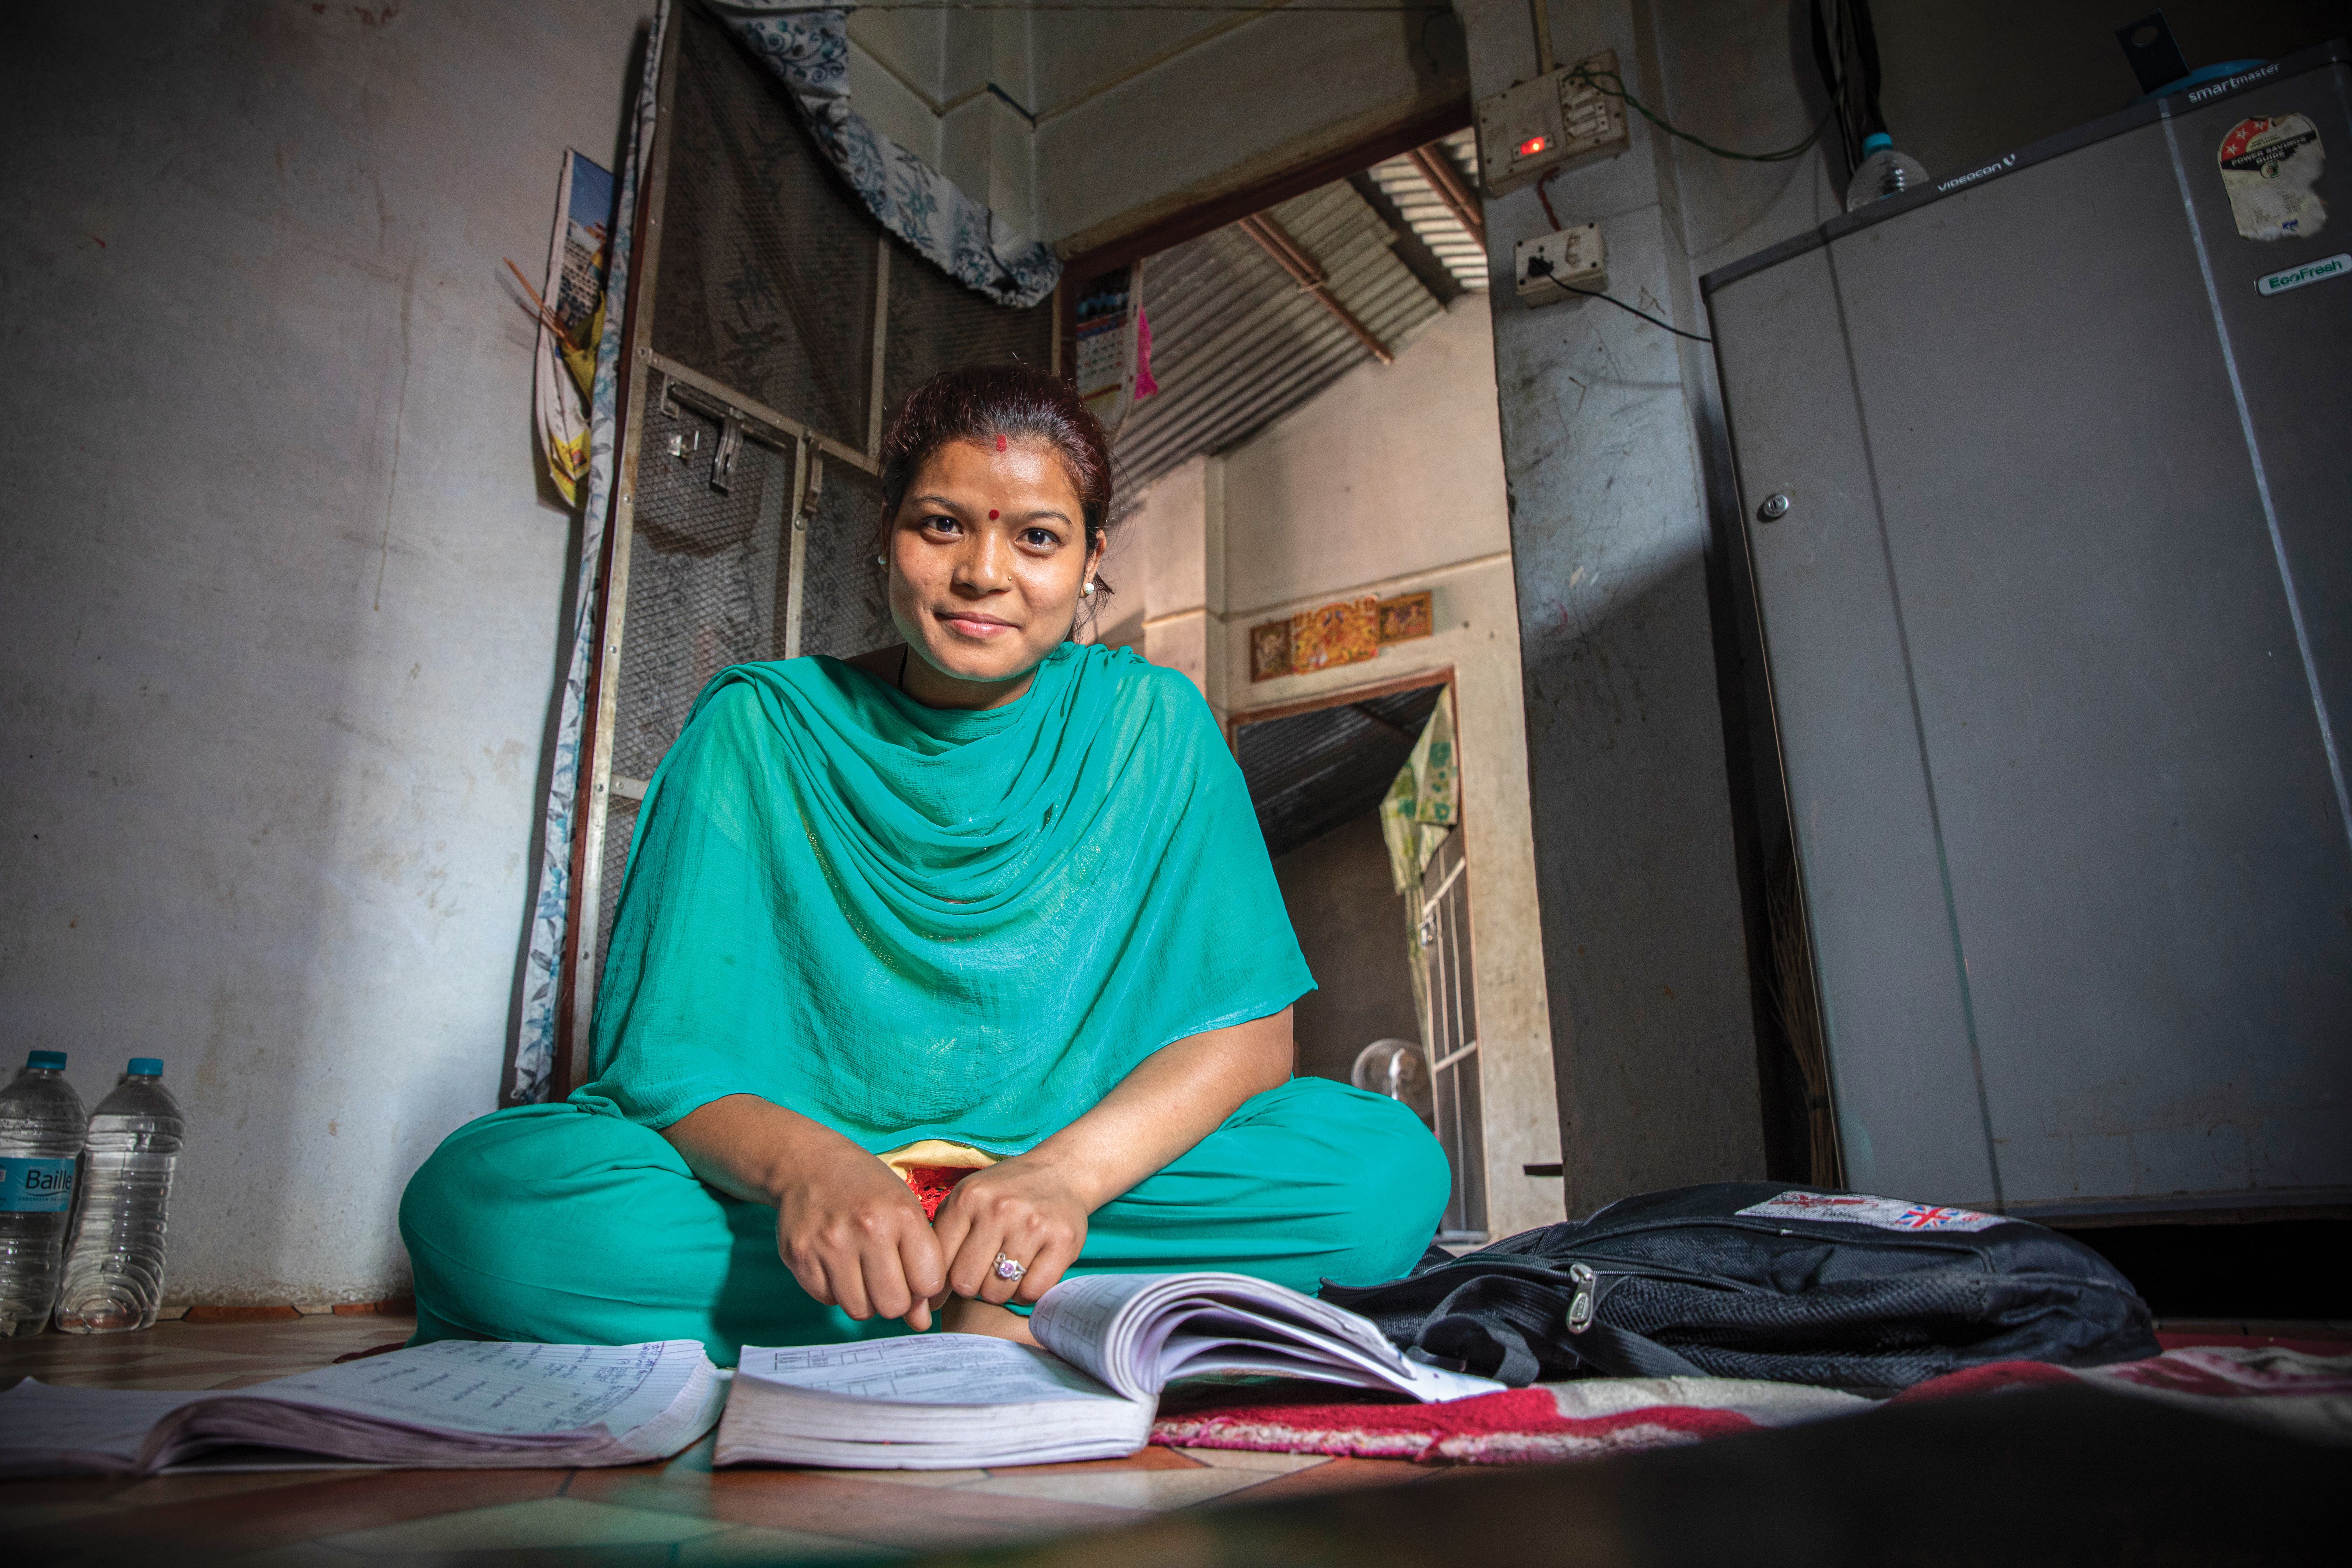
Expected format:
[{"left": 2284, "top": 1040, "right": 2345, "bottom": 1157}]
[
  {"left": 1558, "top": 286, "right": 1713, "bottom": 344},
  {"left": 1809, "top": 0, "right": 1889, "bottom": 174},
  {"left": 1563, "top": 59, "right": 1833, "bottom": 164}
]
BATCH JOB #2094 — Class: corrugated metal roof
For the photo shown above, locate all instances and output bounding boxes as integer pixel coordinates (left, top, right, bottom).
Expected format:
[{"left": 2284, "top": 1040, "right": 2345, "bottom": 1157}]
[
  {"left": 1114, "top": 176, "right": 1450, "bottom": 502},
  {"left": 1237, "top": 683, "right": 1447, "bottom": 859},
  {"left": 1367, "top": 128, "right": 1487, "bottom": 292}
]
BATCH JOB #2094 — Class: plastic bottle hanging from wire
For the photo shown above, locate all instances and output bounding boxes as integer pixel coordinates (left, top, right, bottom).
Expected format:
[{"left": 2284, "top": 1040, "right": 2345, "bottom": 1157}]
[
  {"left": 1845, "top": 131, "right": 1931, "bottom": 211},
  {"left": 1808, "top": 0, "right": 1930, "bottom": 210}
]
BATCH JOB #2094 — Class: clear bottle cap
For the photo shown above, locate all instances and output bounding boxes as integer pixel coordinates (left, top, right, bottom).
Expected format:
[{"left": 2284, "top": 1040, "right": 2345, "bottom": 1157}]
[
  {"left": 127, "top": 1058, "right": 165, "bottom": 1077},
  {"left": 28, "top": 1051, "right": 67, "bottom": 1070}
]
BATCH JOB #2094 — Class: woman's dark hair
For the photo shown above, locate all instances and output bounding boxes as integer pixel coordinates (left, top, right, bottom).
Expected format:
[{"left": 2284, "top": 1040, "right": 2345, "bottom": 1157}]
[{"left": 877, "top": 364, "right": 1116, "bottom": 558}]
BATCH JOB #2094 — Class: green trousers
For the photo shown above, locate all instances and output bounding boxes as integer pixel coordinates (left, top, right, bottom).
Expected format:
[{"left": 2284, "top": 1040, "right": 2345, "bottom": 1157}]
[{"left": 399, "top": 1077, "right": 1449, "bottom": 1363}]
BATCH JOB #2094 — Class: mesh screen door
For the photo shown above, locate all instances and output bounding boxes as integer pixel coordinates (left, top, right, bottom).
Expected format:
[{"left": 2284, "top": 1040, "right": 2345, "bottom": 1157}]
[
  {"left": 1419, "top": 831, "right": 1486, "bottom": 1239},
  {"left": 555, "top": 0, "right": 1056, "bottom": 1093}
]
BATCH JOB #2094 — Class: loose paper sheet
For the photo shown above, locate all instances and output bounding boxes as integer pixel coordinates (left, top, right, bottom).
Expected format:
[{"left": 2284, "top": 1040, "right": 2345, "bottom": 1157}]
[
  {"left": 241, "top": 1340, "right": 709, "bottom": 1438},
  {"left": 0, "top": 1381, "right": 217, "bottom": 1466}
]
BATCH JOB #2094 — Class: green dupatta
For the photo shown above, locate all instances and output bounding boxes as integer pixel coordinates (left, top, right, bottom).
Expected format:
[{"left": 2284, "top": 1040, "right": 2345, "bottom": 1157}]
[{"left": 574, "top": 642, "right": 1314, "bottom": 1153}]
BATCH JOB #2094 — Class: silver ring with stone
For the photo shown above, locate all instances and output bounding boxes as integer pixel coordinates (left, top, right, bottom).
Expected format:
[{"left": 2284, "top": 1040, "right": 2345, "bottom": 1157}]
[{"left": 993, "top": 1251, "right": 1027, "bottom": 1283}]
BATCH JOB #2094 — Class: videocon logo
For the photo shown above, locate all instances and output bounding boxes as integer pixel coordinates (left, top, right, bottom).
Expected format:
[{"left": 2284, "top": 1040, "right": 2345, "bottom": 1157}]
[{"left": 1936, "top": 153, "right": 2017, "bottom": 195}]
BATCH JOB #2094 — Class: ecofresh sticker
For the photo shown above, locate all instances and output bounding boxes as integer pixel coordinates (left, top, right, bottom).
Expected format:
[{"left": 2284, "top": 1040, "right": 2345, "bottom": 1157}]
[
  {"left": 2259, "top": 252, "right": 2351, "bottom": 295},
  {"left": 0, "top": 1157, "right": 76, "bottom": 1213},
  {"left": 2218, "top": 114, "right": 2329, "bottom": 242},
  {"left": 1735, "top": 1191, "right": 2005, "bottom": 1232}
]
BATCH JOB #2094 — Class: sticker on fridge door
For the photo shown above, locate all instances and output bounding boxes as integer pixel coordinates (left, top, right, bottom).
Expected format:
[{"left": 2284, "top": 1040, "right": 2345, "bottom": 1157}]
[
  {"left": 2218, "top": 115, "right": 2327, "bottom": 241},
  {"left": 2259, "top": 253, "right": 2350, "bottom": 295}
]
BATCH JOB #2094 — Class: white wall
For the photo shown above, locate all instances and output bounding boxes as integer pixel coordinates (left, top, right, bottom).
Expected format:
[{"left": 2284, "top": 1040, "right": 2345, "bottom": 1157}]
[
  {"left": 845, "top": 9, "right": 947, "bottom": 168},
  {"left": 1030, "top": 6, "right": 1470, "bottom": 253},
  {"left": 1222, "top": 299, "right": 1510, "bottom": 609},
  {"left": 1123, "top": 296, "right": 1562, "bottom": 1238},
  {"left": 850, "top": 0, "right": 1471, "bottom": 257},
  {"left": 0, "top": 1, "right": 648, "bottom": 1305}
]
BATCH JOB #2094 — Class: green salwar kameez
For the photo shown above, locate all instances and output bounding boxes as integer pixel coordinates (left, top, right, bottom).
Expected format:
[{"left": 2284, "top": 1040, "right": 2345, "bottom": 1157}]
[
  {"left": 402, "top": 1079, "right": 1444, "bottom": 1362},
  {"left": 401, "top": 644, "right": 1450, "bottom": 1361}
]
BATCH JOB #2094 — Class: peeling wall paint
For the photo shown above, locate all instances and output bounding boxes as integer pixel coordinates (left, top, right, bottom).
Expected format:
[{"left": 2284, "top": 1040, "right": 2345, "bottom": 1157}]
[{"left": 0, "top": 1, "right": 650, "bottom": 1304}]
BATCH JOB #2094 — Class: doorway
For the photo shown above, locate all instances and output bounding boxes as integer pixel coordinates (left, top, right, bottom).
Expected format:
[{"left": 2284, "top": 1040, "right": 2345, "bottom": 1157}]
[{"left": 1232, "top": 673, "right": 1486, "bottom": 1241}]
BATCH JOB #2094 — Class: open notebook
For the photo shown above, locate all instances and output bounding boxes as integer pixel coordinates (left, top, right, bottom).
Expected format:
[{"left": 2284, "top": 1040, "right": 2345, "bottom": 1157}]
[
  {"left": 0, "top": 1340, "right": 726, "bottom": 1476},
  {"left": 716, "top": 1271, "right": 1500, "bottom": 1469}
]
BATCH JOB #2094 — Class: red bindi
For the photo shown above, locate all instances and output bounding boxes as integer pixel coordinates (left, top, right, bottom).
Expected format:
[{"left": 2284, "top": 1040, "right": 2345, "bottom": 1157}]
[
  {"left": 988, "top": 509, "right": 999, "bottom": 519},
  {"left": 995, "top": 433, "right": 1007, "bottom": 452}
]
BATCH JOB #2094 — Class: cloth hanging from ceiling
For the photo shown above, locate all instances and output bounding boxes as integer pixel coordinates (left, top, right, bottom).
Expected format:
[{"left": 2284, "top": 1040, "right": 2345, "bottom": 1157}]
[
  {"left": 712, "top": 2, "right": 1062, "bottom": 308},
  {"left": 1378, "top": 691, "right": 1458, "bottom": 1071},
  {"left": 1379, "top": 689, "right": 1458, "bottom": 892}
]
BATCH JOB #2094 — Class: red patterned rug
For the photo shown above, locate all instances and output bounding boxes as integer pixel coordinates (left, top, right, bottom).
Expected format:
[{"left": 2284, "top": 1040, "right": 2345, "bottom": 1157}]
[{"left": 1148, "top": 1341, "right": 2352, "bottom": 1465}]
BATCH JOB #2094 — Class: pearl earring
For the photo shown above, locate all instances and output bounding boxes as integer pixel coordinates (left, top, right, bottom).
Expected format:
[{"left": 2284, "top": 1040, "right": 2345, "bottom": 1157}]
[
  {"left": 874, "top": 555, "right": 886, "bottom": 566},
  {"left": 1082, "top": 581, "right": 1095, "bottom": 596}
]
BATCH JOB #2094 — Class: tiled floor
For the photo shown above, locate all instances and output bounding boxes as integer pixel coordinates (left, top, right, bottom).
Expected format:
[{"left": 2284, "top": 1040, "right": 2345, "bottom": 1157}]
[{"left": 0, "top": 1316, "right": 1445, "bottom": 1564}]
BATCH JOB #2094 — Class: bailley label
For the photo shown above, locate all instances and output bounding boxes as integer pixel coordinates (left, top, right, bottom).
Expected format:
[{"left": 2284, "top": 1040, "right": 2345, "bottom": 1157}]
[
  {"left": 2218, "top": 115, "right": 2329, "bottom": 241},
  {"left": 0, "top": 1157, "right": 76, "bottom": 1213}
]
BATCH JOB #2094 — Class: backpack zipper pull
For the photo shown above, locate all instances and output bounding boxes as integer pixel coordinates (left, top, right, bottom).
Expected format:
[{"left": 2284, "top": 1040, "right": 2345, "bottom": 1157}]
[{"left": 1566, "top": 1262, "right": 1596, "bottom": 1333}]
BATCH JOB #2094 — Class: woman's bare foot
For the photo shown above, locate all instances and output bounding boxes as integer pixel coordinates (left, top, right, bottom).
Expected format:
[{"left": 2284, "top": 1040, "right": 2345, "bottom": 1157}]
[{"left": 936, "top": 1296, "right": 1038, "bottom": 1346}]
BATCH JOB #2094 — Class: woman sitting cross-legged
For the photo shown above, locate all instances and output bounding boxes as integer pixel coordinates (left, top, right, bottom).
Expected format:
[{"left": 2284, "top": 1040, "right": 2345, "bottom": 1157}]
[{"left": 399, "top": 364, "right": 1450, "bottom": 1359}]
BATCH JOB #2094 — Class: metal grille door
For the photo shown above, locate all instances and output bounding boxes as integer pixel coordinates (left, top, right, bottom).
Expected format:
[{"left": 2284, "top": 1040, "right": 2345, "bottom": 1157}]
[
  {"left": 553, "top": 0, "right": 1057, "bottom": 1093},
  {"left": 796, "top": 455, "right": 894, "bottom": 662},
  {"left": 1420, "top": 831, "right": 1485, "bottom": 1239}
]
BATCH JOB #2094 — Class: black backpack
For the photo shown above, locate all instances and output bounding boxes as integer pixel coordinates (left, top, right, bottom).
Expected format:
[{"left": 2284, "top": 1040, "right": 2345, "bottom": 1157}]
[{"left": 1322, "top": 1182, "right": 2161, "bottom": 1392}]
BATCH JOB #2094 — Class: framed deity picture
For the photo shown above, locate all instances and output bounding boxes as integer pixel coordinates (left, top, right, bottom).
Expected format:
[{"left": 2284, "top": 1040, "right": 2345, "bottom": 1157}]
[{"left": 1376, "top": 590, "right": 1433, "bottom": 644}]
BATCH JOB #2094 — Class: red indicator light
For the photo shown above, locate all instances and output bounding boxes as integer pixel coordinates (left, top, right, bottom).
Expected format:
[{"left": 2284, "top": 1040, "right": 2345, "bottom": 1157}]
[{"left": 1516, "top": 134, "right": 1549, "bottom": 158}]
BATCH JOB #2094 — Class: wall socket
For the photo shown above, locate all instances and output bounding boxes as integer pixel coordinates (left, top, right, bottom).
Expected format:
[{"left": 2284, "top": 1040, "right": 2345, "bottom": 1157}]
[
  {"left": 1474, "top": 50, "right": 1632, "bottom": 196},
  {"left": 1514, "top": 224, "right": 1607, "bottom": 305}
]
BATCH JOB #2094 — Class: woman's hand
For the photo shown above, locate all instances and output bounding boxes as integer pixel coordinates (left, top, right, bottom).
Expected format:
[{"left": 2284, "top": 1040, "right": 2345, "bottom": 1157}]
[
  {"left": 660, "top": 1095, "right": 945, "bottom": 1330},
  {"left": 929, "top": 1008, "right": 1294, "bottom": 1308},
  {"left": 930, "top": 1156, "right": 1091, "bottom": 1306},
  {"left": 772, "top": 1138, "right": 950, "bottom": 1328}
]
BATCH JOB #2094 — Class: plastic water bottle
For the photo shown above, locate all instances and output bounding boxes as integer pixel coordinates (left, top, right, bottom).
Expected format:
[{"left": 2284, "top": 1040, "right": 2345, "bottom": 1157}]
[
  {"left": 54, "top": 1059, "right": 184, "bottom": 1335},
  {"left": 0, "top": 1051, "right": 87, "bottom": 1336},
  {"left": 1846, "top": 132, "right": 1931, "bottom": 211}
]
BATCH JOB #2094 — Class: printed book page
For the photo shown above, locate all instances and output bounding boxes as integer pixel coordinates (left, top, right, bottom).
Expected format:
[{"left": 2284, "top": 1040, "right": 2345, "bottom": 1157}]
[
  {"left": 0, "top": 1343, "right": 723, "bottom": 1477},
  {"left": 1026, "top": 1273, "right": 1169, "bottom": 1394},
  {"left": 1030, "top": 1273, "right": 1501, "bottom": 1402},
  {"left": 736, "top": 1335, "right": 1127, "bottom": 1407}
]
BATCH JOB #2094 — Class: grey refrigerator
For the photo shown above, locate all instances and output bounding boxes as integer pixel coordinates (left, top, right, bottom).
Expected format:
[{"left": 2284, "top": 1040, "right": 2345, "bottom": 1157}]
[{"left": 1703, "top": 41, "right": 2352, "bottom": 1220}]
